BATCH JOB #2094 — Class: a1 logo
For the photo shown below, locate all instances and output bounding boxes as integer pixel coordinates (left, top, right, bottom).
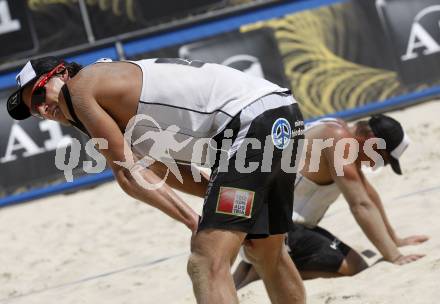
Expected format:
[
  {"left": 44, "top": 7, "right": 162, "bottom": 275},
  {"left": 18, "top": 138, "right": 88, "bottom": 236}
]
[
  {"left": 0, "top": 0, "right": 21, "bottom": 35},
  {"left": 401, "top": 5, "right": 440, "bottom": 61}
]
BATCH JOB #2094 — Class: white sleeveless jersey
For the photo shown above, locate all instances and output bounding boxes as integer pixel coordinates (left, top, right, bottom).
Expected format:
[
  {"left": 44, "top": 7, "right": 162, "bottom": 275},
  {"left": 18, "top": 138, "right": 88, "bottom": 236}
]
[
  {"left": 292, "top": 173, "right": 341, "bottom": 227},
  {"left": 127, "top": 58, "right": 290, "bottom": 165},
  {"left": 292, "top": 118, "right": 343, "bottom": 227}
]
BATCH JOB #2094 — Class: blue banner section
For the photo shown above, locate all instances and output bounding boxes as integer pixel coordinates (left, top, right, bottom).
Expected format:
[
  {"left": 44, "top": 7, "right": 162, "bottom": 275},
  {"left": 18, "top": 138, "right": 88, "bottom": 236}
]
[
  {"left": 0, "top": 170, "right": 114, "bottom": 208},
  {"left": 309, "top": 85, "right": 440, "bottom": 122}
]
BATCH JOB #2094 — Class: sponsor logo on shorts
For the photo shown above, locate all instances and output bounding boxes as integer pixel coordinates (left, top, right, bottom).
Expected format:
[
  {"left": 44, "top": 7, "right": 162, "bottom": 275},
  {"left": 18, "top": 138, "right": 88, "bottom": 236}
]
[
  {"left": 271, "top": 118, "right": 292, "bottom": 150},
  {"left": 330, "top": 238, "right": 341, "bottom": 250},
  {"left": 215, "top": 187, "right": 254, "bottom": 218}
]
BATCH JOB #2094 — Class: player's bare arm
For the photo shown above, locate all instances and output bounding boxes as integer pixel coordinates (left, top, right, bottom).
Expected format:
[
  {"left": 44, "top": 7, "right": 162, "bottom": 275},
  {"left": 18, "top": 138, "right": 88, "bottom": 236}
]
[
  {"left": 61, "top": 79, "right": 199, "bottom": 232},
  {"left": 362, "top": 177, "right": 429, "bottom": 248},
  {"left": 148, "top": 162, "right": 209, "bottom": 198},
  {"left": 323, "top": 128, "right": 403, "bottom": 263}
]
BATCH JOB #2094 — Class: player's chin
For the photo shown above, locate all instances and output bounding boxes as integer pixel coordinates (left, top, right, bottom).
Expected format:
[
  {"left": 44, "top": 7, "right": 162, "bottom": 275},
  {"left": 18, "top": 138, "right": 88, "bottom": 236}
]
[
  {"left": 52, "top": 111, "right": 69, "bottom": 125},
  {"left": 44, "top": 114, "right": 57, "bottom": 122},
  {"left": 59, "top": 119, "right": 71, "bottom": 126},
  {"left": 59, "top": 116, "right": 71, "bottom": 125},
  {"left": 45, "top": 114, "right": 65, "bottom": 124}
]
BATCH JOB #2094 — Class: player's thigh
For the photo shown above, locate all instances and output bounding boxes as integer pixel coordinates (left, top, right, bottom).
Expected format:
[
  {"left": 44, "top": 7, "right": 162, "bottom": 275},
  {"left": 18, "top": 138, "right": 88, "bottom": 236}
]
[
  {"left": 191, "top": 228, "right": 246, "bottom": 263},
  {"left": 243, "top": 234, "right": 286, "bottom": 263}
]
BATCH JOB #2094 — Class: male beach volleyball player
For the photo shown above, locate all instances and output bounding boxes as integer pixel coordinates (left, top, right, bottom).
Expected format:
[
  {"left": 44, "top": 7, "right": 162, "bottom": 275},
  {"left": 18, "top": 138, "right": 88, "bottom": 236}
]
[
  {"left": 6, "top": 56, "right": 305, "bottom": 303},
  {"left": 234, "top": 116, "right": 428, "bottom": 288}
]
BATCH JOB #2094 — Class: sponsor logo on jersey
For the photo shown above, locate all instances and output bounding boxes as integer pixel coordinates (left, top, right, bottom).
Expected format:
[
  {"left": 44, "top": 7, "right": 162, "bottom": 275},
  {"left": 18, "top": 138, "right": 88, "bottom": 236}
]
[{"left": 271, "top": 118, "right": 292, "bottom": 150}]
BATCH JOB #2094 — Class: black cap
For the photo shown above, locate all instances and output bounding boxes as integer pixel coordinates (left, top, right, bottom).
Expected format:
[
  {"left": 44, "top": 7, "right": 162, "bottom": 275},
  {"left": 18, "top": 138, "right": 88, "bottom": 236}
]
[
  {"left": 6, "top": 56, "right": 65, "bottom": 120},
  {"left": 368, "top": 114, "right": 410, "bottom": 175}
]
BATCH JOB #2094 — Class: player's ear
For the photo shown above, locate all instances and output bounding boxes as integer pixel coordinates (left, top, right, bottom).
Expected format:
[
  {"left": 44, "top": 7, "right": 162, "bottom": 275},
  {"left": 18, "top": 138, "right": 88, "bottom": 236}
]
[{"left": 61, "top": 69, "right": 69, "bottom": 82}]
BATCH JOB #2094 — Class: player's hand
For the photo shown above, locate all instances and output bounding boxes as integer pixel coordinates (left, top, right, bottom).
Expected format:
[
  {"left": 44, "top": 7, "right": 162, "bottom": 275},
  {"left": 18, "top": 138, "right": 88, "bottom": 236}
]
[
  {"left": 396, "top": 235, "right": 429, "bottom": 247},
  {"left": 393, "top": 254, "right": 425, "bottom": 265},
  {"left": 188, "top": 214, "right": 200, "bottom": 236}
]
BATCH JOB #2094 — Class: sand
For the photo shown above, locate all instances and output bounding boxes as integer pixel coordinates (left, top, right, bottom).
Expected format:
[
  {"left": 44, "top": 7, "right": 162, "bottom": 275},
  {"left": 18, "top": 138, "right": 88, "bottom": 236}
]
[{"left": 0, "top": 101, "right": 439, "bottom": 304}]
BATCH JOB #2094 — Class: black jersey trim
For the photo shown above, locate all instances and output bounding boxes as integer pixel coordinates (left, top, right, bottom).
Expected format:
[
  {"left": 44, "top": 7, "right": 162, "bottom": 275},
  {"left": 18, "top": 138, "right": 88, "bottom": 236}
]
[
  {"left": 139, "top": 101, "right": 233, "bottom": 117},
  {"left": 62, "top": 84, "right": 90, "bottom": 137}
]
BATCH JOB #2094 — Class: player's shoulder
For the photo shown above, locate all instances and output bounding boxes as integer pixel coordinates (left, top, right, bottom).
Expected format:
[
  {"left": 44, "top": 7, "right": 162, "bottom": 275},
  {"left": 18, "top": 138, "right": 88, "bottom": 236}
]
[
  {"left": 318, "top": 119, "right": 351, "bottom": 140},
  {"left": 66, "top": 68, "right": 91, "bottom": 89},
  {"left": 66, "top": 61, "right": 109, "bottom": 90}
]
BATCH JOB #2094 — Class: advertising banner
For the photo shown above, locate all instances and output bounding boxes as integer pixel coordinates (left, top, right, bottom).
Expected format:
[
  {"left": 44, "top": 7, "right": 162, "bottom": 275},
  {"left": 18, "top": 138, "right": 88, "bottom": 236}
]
[
  {"left": 0, "top": 0, "right": 226, "bottom": 66},
  {"left": 376, "top": 0, "right": 440, "bottom": 85},
  {"left": 2, "top": 0, "right": 88, "bottom": 63},
  {"left": 128, "top": 0, "right": 440, "bottom": 119},
  {"left": 255, "top": 0, "right": 440, "bottom": 117},
  {"left": 179, "top": 28, "right": 289, "bottom": 88},
  {"left": 0, "top": 0, "right": 36, "bottom": 59},
  {"left": 88, "top": 0, "right": 225, "bottom": 40}
]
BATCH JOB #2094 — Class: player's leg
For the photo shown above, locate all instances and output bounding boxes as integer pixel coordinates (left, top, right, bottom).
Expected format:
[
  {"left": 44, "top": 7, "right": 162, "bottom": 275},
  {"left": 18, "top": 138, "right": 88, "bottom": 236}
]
[
  {"left": 241, "top": 98, "right": 305, "bottom": 303},
  {"left": 187, "top": 166, "right": 262, "bottom": 304},
  {"left": 189, "top": 93, "right": 305, "bottom": 303},
  {"left": 188, "top": 228, "right": 245, "bottom": 304},
  {"left": 337, "top": 249, "right": 369, "bottom": 275},
  {"left": 288, "top": 225, "right": 368, "bottom": 278},
  {"left": 233, "top": 246, "right": 262, "bottom": 289},
  {"left": 244, "top": 235, "right": 305, "bottom": 304},
  {"left": 235, "top": 224, "right": 368, "bottom": 287},
  {"left": 300, "top": 249, "right": 368, "bottom": 279},
  {"left": 186, "top": 112, "right": 251, "bottom": 303}
]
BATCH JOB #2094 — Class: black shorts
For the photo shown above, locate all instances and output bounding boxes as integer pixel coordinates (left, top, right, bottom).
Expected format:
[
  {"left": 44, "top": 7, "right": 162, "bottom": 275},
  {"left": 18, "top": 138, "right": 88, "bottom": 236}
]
[
  {"left": 198, "top": 94, "right": 304, "bottom": 239},
  {"left": 286, "top": 224, "right": 352, "bottom": 272}
]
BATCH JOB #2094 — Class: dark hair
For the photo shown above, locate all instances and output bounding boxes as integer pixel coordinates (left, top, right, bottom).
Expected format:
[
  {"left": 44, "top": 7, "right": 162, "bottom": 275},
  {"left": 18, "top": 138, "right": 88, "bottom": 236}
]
[
  {"left": 355, "top": 120, "right": 373, "bottom": 137},
  {"left": 65, "top": 61, "right": 83, "bottom": 78}
]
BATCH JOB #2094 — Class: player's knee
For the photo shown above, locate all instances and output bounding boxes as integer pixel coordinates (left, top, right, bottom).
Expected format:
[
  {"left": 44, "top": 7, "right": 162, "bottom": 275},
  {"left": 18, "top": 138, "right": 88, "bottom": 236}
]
[
  {"left": 244, "top": 242, "right": 282, "bottom": 264},
  {"left": 242, "top": 243, "right": 259, "bottom": 264},
  {"left": 338, "top": 251, "right": 368, "bottom": 276},
  {"left": 351, "top": 258, "right": 368, "bottom": 274},
  {"left": 298, "top": 283, "right": 307, "bottom": 303},
  {"left": 187, "top": 252, "right": 229, "bottom": 281},
  {"left": 339, "top": 265, "right": 362, "bottom": 276},
  {"left": 243, "top": 242, "right": 278, "bottom": 265},
  {"left": 187, "top": 253, "right": 202, "bottom": 280}
]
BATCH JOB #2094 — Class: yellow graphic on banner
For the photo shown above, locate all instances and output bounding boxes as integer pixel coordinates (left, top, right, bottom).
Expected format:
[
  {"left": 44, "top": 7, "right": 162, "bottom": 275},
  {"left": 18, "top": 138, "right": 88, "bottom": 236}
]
[
  {"left": 28, "top": 0, "right": 135, "bottom": 21},
  {"left": 241, "top": 3, "right": 430, "bottom": 118}
]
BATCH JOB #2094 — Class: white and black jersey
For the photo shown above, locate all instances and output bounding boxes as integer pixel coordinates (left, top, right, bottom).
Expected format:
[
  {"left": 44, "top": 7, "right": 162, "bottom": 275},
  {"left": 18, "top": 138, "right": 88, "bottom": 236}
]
[{"left": 128, "top": 58, "right": 292, "bottom": 165}]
